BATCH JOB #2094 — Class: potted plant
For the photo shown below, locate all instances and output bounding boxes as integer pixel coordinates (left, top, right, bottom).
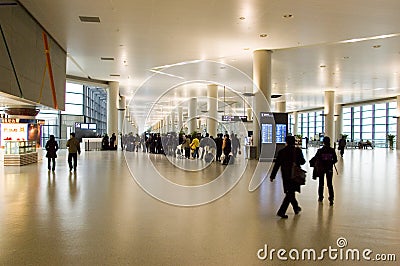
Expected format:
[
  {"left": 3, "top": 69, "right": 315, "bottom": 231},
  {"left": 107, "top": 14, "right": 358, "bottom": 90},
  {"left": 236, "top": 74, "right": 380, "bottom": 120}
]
[{"left": 387, "top": 134, "right": 395, "bottom": 149}]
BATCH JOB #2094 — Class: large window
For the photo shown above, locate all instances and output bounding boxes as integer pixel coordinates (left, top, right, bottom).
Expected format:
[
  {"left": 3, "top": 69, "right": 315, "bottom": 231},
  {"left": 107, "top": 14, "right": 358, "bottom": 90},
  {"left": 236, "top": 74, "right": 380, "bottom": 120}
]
[
  {"left": 84, "top": 86, "right": 107, "bottom": 135},
  {"left": 315, "top": 111, "right": 324, "bottom": 138},
  {"left": 361, "top": 105, "right": 373, "bottom": 141},
  {"left": 342, "top": 107, "right": 352, "bottom": 138},
  {"left": 292, "top": 99, "right": 396, "bottom": 148},
  {"left": 342, "top": 101, "right": 396, "bottom": 147},
  {"left": 37, "top": 109, "right": 60, "bottom": 146},
  {"left": 63, "top": 83, "right": 84, "bottom": 115}
]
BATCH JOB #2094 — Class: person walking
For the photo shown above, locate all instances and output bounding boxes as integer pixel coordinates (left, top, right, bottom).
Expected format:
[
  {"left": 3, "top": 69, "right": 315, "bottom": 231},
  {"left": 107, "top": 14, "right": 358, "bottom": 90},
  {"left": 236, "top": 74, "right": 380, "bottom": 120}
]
[
  {"left": 221, "top": 134, "right": 232, "bottom": 165},
  {"left": 190, "top": 134, "right": 200, "bottom": 159},
  {"left": 214, "top": 133, "right": 223, "bottom": 162},
  {"left": 270, "top": 135, "right": 306, "bottom": 218},
  {"left": 66, "top": 132, "right": 81, "bottom": 172},
  {"left": 182, "top": 135, "right": 191, "bottom": 159},
  {"left": 312, "top": 136, "right": 338, "bottom": 205},
  {"left": 338, "top": 135, "right": 346, "bottom": 157},
  {"left": 231, "top": 134, "right": 241, "bottom": 157},
  {"left": 45, "top": 135, "right": 59, "bottom": 171}
]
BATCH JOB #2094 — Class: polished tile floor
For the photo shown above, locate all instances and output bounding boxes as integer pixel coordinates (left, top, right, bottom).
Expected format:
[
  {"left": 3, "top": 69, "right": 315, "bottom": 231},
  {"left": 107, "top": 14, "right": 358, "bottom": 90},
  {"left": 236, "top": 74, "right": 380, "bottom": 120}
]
[{"left": 0, "top": 147, "right": 399, "bottom": 265}]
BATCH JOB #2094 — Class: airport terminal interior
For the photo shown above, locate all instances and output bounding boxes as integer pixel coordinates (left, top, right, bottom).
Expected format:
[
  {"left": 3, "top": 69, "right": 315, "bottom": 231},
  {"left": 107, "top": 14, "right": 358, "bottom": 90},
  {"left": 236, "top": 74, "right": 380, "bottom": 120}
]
[{"left": 0, "top": 0, "right": 400, "bottom": 265}]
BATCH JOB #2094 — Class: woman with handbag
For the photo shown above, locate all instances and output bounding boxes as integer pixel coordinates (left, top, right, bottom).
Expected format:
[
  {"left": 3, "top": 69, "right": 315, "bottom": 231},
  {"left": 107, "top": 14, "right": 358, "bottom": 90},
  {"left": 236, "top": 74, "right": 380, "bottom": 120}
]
[{"left": 270, "top": 135, "right": 306, "bottom": 218}]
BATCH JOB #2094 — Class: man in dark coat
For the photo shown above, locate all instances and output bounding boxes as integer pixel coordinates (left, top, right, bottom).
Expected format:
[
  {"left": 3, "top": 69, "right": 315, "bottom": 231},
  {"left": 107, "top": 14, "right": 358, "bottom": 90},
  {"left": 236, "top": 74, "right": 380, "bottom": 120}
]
[
  {"left": 214, "top": 133, "right": 223, "bottom": 162},
  {"left": 270, "top": 135, "right": 306, "bottom": 218},
  {"left": 338, "top": 136, "right": 346, "bottom": 157},
  {"left": 222, "top": 134, "right": 232, "bottom": 165},
  {"left": 313, "top": 136, "right": 338, "bottom": 205}
]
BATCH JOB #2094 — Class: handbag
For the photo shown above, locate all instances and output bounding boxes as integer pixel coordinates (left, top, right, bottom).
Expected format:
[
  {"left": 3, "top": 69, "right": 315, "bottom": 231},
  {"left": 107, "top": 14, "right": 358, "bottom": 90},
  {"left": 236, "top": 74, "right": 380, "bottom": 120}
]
[
  {"left": 291, "top": 149, "right": 306, "bottom": 185},
  {"left": 291, "top": 163, "right": 306, "bottom": 185}
]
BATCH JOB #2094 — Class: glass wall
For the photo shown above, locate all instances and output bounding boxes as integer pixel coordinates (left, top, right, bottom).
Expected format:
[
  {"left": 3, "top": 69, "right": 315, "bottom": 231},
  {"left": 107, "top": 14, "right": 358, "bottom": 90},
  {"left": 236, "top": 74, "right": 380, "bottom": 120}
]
[
  {"left": 63, "top": 83, "right": 84, "bottom": 115},
  {"left": 37, "top": 109, "right": 60, "bottom": 145},
  {"left": 84, "top": 86, "right": 107, "bottom": 136},
  {"left": 295, "top": 111, "right": 324, "bottom": 140},
  {"left": 291, "top": 99, "right": 396, "bottom": 148},
  {"left": 337, "top": 100, "right": 396, "bottom": 147},
  {"left": 37, "top": 82, "right": 108, "bottom": 147}
]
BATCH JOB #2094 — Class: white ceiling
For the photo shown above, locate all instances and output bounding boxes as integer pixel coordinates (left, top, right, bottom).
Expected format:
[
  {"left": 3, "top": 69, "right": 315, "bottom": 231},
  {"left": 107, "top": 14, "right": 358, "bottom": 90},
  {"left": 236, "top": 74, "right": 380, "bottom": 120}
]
[{"left": 16, "top": 0, "right": 400, "bottom": 129}]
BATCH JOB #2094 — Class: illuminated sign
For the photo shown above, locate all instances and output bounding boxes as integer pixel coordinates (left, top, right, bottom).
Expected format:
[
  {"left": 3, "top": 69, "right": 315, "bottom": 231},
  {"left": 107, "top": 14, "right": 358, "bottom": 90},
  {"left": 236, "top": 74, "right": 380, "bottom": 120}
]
[
  {"left": 1, "top": 118, "right": 20, "bottom": 123},
  {"left": 276, "top": 124, "right": 287, "bottom": 143},
  {"left": 0, "top": 123, "right": 28, "bottom": 146},
  {"left": 75, "top": 123, "right": 97, "bottom": 130},
  {"left": 222, "top": 115, "right": 247, "bottom": 122},
  {"left": 261, "top": 124, "right": 273, "bottom": 144}
]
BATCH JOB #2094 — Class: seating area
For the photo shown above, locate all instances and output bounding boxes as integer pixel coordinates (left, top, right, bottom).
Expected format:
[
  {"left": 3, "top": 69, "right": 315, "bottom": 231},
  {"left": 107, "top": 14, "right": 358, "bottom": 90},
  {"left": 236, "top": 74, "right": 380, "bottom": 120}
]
[{"left": 345, "top": 140, "right": 375, "bottom": 149}]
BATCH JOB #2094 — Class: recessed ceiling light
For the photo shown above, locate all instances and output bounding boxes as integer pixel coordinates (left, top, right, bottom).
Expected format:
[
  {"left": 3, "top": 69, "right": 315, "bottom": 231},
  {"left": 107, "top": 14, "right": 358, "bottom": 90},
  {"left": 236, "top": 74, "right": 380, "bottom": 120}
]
[
  {"left": 79, "top": 16, "right": 101, "bottom": 23},
  {"left": 260, "top": 34, "right": 268, "bottom": 38},
  {"left": 243, "top": 48, "right": 250, "bottom": 50},
  {"left": 343, "top": 56, "right": 350, "bottom": 59},
  {"left": 372, "top": 45, "right": 381, "bottom": 48},
  {"left": 320, "top": 65, "right": 327, "bottom": 68},
  {"left": 239, "top": 17, "right": 246, "bottom": 20},
  {"left": 110, "top": 74, "right": 120, "bottom": 77},
  {"left": 101, "top": 57, "right": 114, "bottom": 61},
  {"left": 283, "top": 14, "right": 293, "bottom": 18}
]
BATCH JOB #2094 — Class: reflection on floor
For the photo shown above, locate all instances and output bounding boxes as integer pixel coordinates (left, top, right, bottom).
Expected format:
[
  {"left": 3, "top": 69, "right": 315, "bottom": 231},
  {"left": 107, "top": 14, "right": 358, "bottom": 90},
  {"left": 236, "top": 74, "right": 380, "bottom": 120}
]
[{"left": 0, "top": 148, "right": 399, "bottom": 265}]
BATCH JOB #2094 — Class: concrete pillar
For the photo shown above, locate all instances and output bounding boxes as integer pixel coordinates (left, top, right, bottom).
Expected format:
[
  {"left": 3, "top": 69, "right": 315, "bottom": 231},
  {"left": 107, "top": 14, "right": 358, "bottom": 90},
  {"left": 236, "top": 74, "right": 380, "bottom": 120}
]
[
  {"left": 247, "top": 108, "right": 252, "bottom": 121},
  {"left": 171, "top": 110, "right": 176, "bottom": 133},
  {"left": 335, "top": 104, "right": 343, "bottom": 141},
  {"left": 276, "top": 101, "right": 286, "bottom": 113},
  {"left": 166, "top": 115, "right": 171, "bottom": 133},
  {"left": 118, "top": 96, "right": 126, "bottom": 150},
  {"left": 164, "top": 116, "right": 167, "bottom": 133},
  {"left": 107, "top": 81, "right": 119, "bottom": 145},
  {"left": 293, "top": 111, "right": 298, "bottom": 135},
  {"left": 177, "top": 106, "right": 183, "bottom": 133},
  {"left": 396, "top": 96, "right": 400, "bottom": 149},
  {"left": 324, "top": 90, "right": 335, "bottom": 140},
  {"left": 252, "top": 50, "right": 272, "bottom": 154},
  {"left": 188, "top": 97, "right": 197, "bottom": 134},
  {"left": 207, "top": 84, "right": 218, "bottom": 137}
]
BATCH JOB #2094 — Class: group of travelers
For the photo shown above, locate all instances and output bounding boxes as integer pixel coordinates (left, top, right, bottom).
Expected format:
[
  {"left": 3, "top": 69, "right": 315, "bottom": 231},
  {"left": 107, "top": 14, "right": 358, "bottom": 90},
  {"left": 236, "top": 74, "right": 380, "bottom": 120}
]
[
  {"left": 177, "top": 131, "right": 241, "bottom": 165},
  {"left": 101, "top": 133, "right": 117, "bottom": 150},
  {"left": 270, "top": 135, "right": 338, "bottom": 219},
  {"left": 45, "top": 132, "right": 81, "bottom": 172},
  {"left": 121, "top": 133, "right": 143, "bottom": 152}
]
